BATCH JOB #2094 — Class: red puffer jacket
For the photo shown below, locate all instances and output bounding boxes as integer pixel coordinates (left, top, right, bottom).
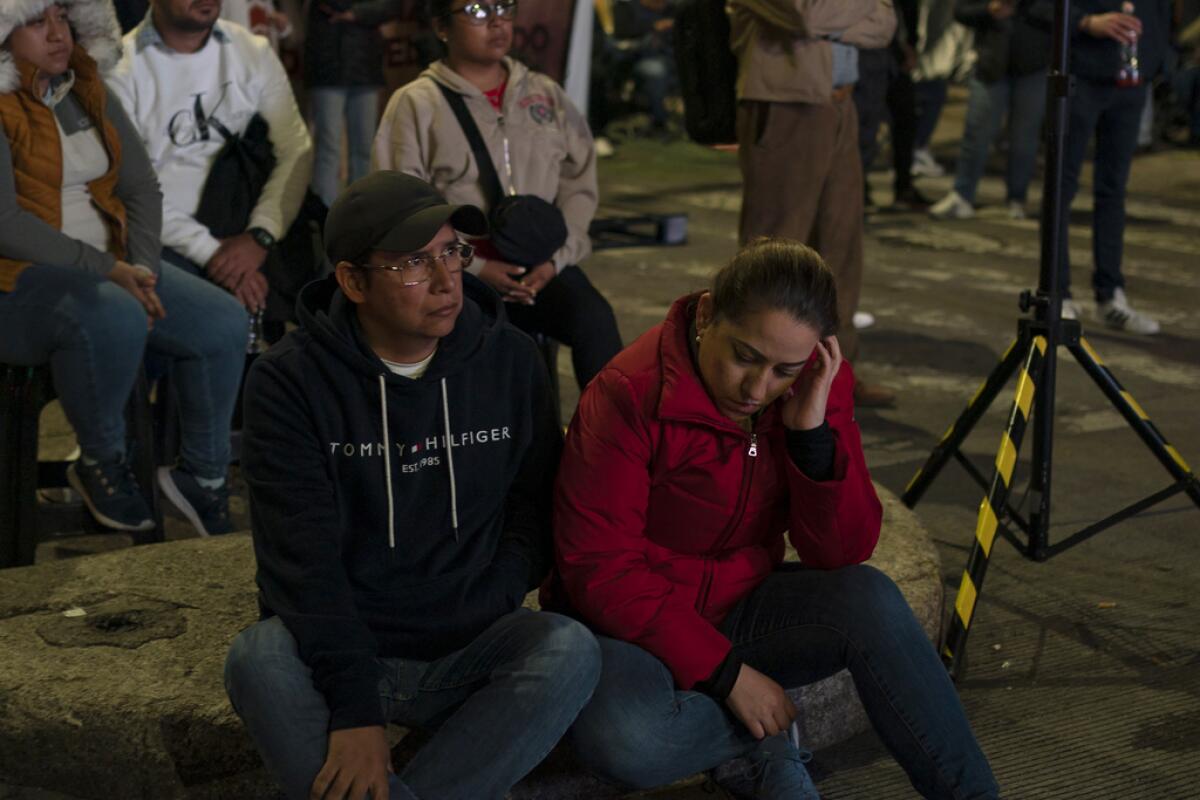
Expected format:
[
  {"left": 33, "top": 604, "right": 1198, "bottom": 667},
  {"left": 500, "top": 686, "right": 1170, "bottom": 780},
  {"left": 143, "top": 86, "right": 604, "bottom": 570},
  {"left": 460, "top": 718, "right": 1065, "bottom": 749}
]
[{"left": 548, "top": 293, "right": 882, "bottom": 690}]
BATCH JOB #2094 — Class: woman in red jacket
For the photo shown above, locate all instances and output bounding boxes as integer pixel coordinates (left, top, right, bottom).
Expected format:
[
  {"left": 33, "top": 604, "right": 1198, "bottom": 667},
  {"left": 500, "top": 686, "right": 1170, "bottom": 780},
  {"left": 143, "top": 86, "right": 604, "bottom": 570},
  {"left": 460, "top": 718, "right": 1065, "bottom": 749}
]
[{"left": 551, "top": 239, "right": 997, "bottom": 799}]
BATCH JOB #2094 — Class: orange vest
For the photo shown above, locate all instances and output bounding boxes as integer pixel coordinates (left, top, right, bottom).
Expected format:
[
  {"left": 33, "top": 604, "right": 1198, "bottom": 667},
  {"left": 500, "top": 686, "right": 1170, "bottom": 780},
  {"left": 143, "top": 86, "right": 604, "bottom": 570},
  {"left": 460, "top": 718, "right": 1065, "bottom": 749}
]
[{"left": 0, "top": 46, "right": 127, "bottom": 292}]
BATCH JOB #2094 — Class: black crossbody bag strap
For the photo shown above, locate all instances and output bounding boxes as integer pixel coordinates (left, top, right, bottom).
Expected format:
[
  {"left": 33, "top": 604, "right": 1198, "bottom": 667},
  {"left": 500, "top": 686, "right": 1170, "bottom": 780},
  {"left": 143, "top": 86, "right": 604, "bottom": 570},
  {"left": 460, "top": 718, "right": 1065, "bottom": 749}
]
[{"left": 436, "top": 82, "right": 506, "bottom": 210}]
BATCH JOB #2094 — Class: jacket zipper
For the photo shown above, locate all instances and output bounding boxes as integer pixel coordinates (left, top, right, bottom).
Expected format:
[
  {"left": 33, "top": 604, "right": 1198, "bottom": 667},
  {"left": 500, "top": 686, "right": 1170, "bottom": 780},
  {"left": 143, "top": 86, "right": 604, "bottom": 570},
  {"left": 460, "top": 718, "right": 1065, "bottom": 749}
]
[
  {"left": 695, "top": 430, "right": 759, "bottom": 614},
  {"left": 496, "top": 114, "right": 515, "bottom": 195}
]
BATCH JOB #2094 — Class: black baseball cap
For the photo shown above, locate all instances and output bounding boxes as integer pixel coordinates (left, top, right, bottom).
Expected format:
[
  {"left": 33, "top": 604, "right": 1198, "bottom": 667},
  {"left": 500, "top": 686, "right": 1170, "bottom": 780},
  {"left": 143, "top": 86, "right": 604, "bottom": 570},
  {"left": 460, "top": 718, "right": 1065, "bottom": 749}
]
[{"left": 324, "top": 171, "right": 489, "bottom": 264}]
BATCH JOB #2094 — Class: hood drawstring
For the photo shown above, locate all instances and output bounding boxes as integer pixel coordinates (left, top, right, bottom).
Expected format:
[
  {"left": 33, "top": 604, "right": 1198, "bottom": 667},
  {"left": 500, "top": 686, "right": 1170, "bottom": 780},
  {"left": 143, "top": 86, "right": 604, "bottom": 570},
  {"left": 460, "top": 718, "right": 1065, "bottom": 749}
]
[
  {"left": 441, "top": 378, "right": 460, "bottom": 541},
  {"left": 378, "top": 375, "right": 396, "bottom": 549}
]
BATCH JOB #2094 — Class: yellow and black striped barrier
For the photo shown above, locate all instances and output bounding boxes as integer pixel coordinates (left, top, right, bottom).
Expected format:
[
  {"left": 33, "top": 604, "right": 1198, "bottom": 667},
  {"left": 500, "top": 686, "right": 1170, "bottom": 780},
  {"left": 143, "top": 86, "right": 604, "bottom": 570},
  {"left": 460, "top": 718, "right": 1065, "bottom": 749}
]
[{"left": 942, "top": 336, "right": 1048, "bottom": 674}]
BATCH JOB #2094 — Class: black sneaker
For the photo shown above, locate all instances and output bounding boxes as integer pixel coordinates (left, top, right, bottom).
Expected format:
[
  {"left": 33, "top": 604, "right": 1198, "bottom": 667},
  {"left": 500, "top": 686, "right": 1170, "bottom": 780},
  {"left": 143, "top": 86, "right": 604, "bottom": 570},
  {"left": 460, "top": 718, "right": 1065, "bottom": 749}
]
[
  {"left": 157, "top": 466, "right": 234, "bottom": 536},
  {"left": 67, "top": 459, "right": 154, "bottom": 531}
]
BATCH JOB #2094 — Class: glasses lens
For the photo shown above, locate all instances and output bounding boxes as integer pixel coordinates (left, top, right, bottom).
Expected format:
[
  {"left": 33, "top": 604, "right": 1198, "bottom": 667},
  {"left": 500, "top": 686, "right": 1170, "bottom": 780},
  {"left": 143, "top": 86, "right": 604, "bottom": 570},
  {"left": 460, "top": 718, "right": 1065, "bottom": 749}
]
[
  {"left": 402, "top": 255, "right": 433, "bottom": 284},
  {"left": 462, "top": 2, "right": 488, "bottom": 20},
  {"left": 496, "top": 0, "right": 518, "bottom": 17}
]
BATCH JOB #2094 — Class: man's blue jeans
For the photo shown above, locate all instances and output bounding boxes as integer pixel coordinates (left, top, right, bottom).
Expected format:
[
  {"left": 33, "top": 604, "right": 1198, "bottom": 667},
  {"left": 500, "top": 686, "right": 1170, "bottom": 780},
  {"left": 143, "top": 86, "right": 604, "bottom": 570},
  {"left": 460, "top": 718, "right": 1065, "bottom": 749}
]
[
  {"left": 570, "top": 565, "right": 999, "bottom": 800},
  {"left": 1057, "top": 80, "right": 1147, "bottom": 301},
  {"left": 952, "top": 71, "right": 1047, "bottom": 205},
  {"left": 310, "top": 86, "right": 379, "bottom": 207},
  {"left": 0, "top": 262, "right": 246, "bottom": 479},
  {"left": 224, "top": 610, "right": 601, "bottom": 800}
]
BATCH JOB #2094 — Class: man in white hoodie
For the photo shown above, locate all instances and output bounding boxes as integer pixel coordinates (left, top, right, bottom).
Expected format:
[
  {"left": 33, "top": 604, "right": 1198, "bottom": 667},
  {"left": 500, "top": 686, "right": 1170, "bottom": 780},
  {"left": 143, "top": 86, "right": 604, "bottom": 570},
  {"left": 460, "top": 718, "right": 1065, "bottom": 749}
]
[{"left": 107, "top": 0, "right": 312, "bottom": 314}]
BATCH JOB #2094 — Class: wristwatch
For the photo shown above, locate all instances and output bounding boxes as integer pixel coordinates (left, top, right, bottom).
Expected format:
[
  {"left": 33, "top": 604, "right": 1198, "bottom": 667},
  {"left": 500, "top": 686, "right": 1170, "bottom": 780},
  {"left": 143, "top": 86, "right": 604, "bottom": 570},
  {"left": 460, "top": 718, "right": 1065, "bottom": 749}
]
[{"left": 248, "top": 227, "right": 276, "bottom": 250}]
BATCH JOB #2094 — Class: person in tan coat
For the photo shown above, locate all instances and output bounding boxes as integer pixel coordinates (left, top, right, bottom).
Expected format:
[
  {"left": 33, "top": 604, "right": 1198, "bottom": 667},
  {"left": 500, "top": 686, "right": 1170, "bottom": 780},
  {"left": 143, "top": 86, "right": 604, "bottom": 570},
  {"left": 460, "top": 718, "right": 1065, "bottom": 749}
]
[
  {"left": 373, "top": 0, "right": 621, "bottom": 392},
  {"left": 730, "top": 0, "right": 898, "bottom": 406}
]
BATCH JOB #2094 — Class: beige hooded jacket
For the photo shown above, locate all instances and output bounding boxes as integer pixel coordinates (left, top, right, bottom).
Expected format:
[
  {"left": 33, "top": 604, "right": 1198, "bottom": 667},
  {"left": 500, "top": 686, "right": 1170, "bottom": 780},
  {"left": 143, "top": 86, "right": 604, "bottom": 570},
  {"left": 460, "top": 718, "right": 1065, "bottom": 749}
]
[{"left": 373, "top": 57, "right": 596, "bottom": 274}]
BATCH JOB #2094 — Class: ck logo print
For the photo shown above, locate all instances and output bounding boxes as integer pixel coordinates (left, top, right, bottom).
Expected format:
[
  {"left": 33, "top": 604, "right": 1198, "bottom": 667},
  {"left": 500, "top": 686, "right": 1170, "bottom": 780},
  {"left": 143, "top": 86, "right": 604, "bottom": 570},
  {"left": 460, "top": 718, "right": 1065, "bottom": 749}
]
[{"left": 167, "top": 82, "right": 231, "bottom": 146}]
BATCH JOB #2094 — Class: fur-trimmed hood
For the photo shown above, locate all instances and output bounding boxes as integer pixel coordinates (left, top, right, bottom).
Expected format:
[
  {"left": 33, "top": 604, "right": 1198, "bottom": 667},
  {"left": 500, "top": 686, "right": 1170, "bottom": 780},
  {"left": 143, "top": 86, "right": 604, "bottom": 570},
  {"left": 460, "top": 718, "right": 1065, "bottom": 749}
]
[{"left": 0, "top": 0, "right": 122, "bottom": 93}]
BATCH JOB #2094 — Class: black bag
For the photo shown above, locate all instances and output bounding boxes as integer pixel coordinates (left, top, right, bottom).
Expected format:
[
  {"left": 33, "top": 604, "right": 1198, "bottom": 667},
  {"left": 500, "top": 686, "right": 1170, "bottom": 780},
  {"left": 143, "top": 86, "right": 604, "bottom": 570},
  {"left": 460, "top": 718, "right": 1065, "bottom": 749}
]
[
  {"left": 673, "top": 0, "right": 739, "bottom": 146},
  {"left": 436, "top": 83, "right": 568, "bottom": 268},
  {"left": 192, "top": 113, "right": 329, "bottom": 322}
]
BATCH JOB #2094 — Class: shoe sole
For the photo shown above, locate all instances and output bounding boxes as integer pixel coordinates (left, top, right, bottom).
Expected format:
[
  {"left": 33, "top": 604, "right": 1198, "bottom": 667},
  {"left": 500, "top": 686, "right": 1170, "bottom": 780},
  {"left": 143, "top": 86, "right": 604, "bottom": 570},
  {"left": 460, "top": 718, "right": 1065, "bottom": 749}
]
[
  {"left": 156, "top": 466, "right": 213, "bottom": 537},
  {"left": 66, "top": 464, "right": 155, "bottom": 532}
]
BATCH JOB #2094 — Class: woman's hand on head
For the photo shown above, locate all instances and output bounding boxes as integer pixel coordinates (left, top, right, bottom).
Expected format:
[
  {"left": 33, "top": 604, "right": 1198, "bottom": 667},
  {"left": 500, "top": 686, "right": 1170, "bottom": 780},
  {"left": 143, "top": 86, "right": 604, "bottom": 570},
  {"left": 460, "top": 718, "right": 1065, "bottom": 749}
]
[
  {"left": 781, "top": 336, "right": 842, "bottom": 431},
  {"left": 726, "top": 663, "right": 797, "bottom": 739},
  {"left": 478, "top": 259, "right": 535, "bottom": 304},
  {"left": 108, "top": 261, "right": 166, "bottom": 326}
]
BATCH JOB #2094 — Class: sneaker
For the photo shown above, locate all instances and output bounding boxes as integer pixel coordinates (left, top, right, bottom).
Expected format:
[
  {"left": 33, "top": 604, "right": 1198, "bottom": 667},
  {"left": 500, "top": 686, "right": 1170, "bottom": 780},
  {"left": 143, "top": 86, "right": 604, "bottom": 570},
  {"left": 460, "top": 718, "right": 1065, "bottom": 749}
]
[
  {"left": 911, "top": 147, "right": 945, "bottom": 178},
  {"left": 930, "top": 190, "right": 975, "bottom": 220},
  {"left": 1097, "top": 289, "right": 1160, "bottom": 335},
  {"left": 594, "top": 136, "right": 615, "bottom": 158},
  {"left": 1007, "top": 200, "right": 1027, "bottom": 220},
  {"left": 853, "top": 310, "right": 876, "bottom": 330},
  {"left": 157, "top": 466, "right": 235, "bottom": 536},
  {"left": 1060, "top": 298, "right": 1081, "bottom": 321},
  {"left": 67, "top": 459, "right": 154, "bottom": 531},
  {"left": 716, "top": 734, "right": 820, "bottom": 800}
]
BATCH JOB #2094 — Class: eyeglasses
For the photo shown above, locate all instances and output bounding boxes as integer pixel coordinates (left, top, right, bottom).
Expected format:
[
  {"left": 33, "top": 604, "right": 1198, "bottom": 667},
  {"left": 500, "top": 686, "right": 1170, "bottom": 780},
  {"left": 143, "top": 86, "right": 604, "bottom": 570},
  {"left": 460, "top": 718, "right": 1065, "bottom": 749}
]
[
  {"left": 358, "top": 242, "right": 475, "bottom": 287},
  {"left": 448, "top": 0, "right": 518, "bottom": 25}
]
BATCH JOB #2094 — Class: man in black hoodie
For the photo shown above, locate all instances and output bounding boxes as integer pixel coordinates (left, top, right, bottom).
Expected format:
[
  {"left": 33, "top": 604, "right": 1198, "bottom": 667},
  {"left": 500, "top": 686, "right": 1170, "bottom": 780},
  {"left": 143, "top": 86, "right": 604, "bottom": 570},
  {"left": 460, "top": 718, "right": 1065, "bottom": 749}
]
[{"left": 224, "top": 171, "right": 601, "bottom": 800}]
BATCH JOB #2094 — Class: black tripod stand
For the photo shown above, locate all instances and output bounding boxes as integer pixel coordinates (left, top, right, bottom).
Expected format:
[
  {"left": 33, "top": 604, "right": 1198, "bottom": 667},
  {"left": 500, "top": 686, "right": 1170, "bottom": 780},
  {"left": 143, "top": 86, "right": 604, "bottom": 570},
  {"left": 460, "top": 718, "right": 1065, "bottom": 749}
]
[{"left": 901, "top": 0, "right": 1200, "bottom": 679}]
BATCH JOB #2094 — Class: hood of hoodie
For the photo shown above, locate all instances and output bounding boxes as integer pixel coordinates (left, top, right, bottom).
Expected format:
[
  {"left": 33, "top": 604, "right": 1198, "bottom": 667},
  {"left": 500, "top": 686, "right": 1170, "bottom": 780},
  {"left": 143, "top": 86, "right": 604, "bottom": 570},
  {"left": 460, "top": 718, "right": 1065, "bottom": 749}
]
[
  {"left": 0, "top": 0, "right": 122, "bottom": 94},
  {"left": 423, "top": 55, "right": 531, "bottom": 102},
  {"left": 295, "top": 271, "right": 505, "bottom": 386}
]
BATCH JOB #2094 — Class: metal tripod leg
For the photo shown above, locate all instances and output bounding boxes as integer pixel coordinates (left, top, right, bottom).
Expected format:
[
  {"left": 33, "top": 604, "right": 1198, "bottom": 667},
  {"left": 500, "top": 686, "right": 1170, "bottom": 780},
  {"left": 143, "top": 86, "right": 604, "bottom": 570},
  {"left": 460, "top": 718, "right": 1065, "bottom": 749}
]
[
  {"left": 1070, "top": 338, "right": 1200, "bottom": 508},
  {"left": 942, "top": 336, "right": 1048, "bottom": 679},
  {"left": 902, "top": 339, "right": 1027, "bottom": 509}
]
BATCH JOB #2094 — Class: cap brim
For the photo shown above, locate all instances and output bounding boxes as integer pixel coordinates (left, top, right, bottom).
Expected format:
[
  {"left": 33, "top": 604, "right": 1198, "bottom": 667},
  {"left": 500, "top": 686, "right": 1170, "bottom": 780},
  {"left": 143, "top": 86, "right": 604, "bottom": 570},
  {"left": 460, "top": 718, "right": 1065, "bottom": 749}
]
[{"left": 373, "top": 204, "right": 489, "bottom": 254}]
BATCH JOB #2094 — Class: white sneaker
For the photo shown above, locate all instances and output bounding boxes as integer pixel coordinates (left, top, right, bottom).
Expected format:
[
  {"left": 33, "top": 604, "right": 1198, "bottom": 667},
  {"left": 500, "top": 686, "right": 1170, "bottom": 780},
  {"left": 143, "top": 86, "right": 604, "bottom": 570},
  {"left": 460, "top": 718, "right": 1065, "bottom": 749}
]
[
  {"left": 595, "top": 136, "right": 615, "bottom": 158},
  {"left": 1097, "top": 289, "right": 1160, "bottom": 334},
  {"left": 1008, "top": 201, "right": 1027, "bottom": 220},
  {"left": 930, "top": 191, "right": 975, "bottom": 220},
  {"left": 853, "top": 311, "right": 876, "bottom": 330},
  {"left": 911, "top": 148, "right": 945, "bottom": 178},
  {"left": 1060, "top": 298, "right": 1080, "bottom": 320}
]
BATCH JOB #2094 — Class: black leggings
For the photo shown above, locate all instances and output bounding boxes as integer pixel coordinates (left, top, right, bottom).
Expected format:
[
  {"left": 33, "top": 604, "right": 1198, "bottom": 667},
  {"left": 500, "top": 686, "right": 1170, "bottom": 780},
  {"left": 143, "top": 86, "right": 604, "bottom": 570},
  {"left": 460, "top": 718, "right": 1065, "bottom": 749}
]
[{"left": 505, "top": 265, "right": 623, "bottom": 391}]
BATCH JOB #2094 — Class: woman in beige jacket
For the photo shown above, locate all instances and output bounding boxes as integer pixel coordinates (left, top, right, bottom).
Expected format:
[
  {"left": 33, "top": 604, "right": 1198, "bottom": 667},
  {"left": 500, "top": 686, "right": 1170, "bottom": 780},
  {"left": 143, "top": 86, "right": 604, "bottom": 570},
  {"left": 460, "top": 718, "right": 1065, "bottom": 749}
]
[{"left": 373, "top": 0, "right": 621, "bottom": 391}]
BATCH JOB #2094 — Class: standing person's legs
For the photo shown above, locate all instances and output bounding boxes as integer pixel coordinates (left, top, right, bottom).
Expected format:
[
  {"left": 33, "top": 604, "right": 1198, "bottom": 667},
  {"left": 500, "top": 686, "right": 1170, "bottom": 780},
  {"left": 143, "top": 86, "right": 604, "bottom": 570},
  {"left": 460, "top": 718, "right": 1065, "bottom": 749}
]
[
  {"left": 146, "top": 262, "right": 247, "bottom": 481},
  {"left": 725, "top": 564, "right": 999, "bottom": 800},
  {"left": 1005, "top": 70, "right": 1048, "bottom": 204},
  {"left": 887, "top": 67, "right": 919, "bottom": 195},
  {"left": 344, "top": 86, "right": 380, "bottom": 187},
  {"left": 952, "top": 76, "right": 1008, "bottom": 205},
  {"left": 1090, "top": 85, "right": 1146, "bottom": 302},
  {"left": 225, "top": 611, "right": 600, "bottom": 800},
  {"left": 569, "top": 637, "right": 759, "bottom": 789},
  {"left": 0, "top": 265, "right": 147, "bottom": 464},
  {"left": 812, "top": 95, "right": 864, "bottom": 362},
  {"left": 1057, "top": 80, "right": 1106, "bottom": 298},
  {"left": 854, "top": 48, "right": 892, "bottom": 179},
  {"left": 913, "top": 79, "right": 949, "bottom": 151},
  {"left": 310, "top": 87, "right": 348, "bottom": 207},
  {"left": 503, "top": 265, "right": 623, "bottom": 390},
  {"left": 736, "top": 100, "right": 829, "bottom": 245}
]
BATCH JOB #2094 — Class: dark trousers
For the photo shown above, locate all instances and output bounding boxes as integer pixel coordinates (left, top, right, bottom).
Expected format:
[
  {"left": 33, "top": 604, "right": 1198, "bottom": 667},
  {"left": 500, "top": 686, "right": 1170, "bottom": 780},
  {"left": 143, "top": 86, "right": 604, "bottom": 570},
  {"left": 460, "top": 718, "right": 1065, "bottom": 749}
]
[
  {"left": 855, "top": 47, "right": 917, "bottom": 193},
  {"left": 1057, "top": 80, "right": 1147, "bottom": 301},
  {"left": 737, "top": 97, "right": 864, "bottom": 361},
  {"left": 570, "top": 565, "right": 999, "bottom": 799},
  {"left": 505, "top": 265, "right": 623, "bottom": 391}
]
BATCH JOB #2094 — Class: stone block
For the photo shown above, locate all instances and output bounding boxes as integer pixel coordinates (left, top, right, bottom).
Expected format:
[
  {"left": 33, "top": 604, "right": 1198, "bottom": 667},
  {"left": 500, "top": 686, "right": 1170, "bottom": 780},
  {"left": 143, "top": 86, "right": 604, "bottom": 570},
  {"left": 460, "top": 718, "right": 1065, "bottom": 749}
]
[{"left": 0, "top": 486, "right": 940, "bottom": 799}]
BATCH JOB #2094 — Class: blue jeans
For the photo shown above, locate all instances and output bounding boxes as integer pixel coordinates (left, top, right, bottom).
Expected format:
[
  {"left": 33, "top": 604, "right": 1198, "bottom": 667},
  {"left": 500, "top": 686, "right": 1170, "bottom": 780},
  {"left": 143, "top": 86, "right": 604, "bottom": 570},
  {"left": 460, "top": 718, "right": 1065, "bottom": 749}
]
[
  {"left": 571, "top": 565, "right": 999, "bottom": 800},
  {"left": 224, "top": 610, "right": 601, "bottom": 800},
  {"left": 0, "top": 262, "right": 247, "bottom": 479},
  {"left": 952, "top": 71, "right": 1047, "bottom": 205},
  {"left": 914, "top": 79, "right": 949, "bottom": 151},
  {"left": 1056, "top": 80, "right": 1147, "bottom": 301},
  {"left": 310, "top": 86, "right": 379, "bottom": 207}
]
